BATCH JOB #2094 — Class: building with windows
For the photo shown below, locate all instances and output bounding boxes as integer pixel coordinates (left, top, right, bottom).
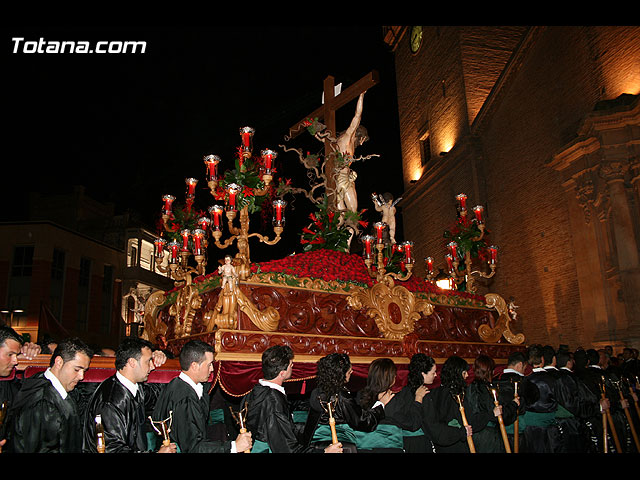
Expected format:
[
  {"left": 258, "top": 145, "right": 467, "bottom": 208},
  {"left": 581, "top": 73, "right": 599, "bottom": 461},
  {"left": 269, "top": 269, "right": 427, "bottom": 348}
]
[
  {"left": 0, "top": 186, "right": 172, "bottom": 348},
  {"left": 383, "top": 26, "right": 640, "bottom": 350}
]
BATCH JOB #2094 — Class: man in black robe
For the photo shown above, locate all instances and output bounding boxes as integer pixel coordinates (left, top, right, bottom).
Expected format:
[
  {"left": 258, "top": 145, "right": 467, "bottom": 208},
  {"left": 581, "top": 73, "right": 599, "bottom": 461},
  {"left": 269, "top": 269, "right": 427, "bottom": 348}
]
[
  {"left": 4, "top": 337, "right": 92, "bottom": 452},
  {"left": 82, "top": 336, "right": 176, "bottom": 453},
  {"left": 0, "top": 326, "right": 41, "bottom": 451},
  {"left": 554, "top": 349, "right": 601, "bottom": 452},
  {"left": 243, "top": 345, "right": 342, "bottom": 453},
  {"left": 520, "top": 344, "right": 562, "bottom": 453},
  {"left": 152, "top": 340, "right": 252, "bottom": 453}
]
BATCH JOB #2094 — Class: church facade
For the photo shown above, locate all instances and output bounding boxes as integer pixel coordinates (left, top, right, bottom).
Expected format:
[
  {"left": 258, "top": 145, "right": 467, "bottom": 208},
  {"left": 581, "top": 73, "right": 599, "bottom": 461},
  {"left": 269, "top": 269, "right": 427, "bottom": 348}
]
[{"left": 384, "top": 26, "right": 640, "bottom": 351}]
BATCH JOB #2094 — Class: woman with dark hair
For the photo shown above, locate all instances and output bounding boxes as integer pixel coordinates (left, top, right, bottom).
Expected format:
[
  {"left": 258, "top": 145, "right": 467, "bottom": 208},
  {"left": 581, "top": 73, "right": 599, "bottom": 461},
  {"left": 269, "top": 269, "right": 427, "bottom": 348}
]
[
  {"left": 302, "top": 353, "right": 390, "bottom": 452},
  {"left": 464, "top": 355, "right": 514, "bottom": 452},
  {"left": 356, "top": 356, "right": 436, "bottom": 452},
  {"left": 421, "top": 355, "right": 474, "bottom": 452}
]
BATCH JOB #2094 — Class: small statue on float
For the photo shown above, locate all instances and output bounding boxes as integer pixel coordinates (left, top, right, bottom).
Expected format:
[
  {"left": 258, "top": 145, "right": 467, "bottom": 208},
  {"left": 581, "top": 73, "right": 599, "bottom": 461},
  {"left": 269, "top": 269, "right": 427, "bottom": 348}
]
[{"left": 372, "top": 192, "right": 402, "bottom": 245}]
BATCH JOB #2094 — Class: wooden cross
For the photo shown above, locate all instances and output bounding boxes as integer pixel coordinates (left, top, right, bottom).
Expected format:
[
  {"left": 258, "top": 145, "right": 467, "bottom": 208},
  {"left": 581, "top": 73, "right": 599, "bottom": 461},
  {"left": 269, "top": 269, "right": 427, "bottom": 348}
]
[{"left": 288, "top": 71, "right": 379, "bottom": 208}]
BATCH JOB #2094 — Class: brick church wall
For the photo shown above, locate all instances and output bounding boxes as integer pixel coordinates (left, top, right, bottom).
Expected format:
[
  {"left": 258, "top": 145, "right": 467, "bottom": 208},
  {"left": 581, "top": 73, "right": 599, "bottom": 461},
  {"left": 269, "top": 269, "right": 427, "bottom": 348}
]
[{"left": 393, "top": 26, "right": 640, "bottom": 349}]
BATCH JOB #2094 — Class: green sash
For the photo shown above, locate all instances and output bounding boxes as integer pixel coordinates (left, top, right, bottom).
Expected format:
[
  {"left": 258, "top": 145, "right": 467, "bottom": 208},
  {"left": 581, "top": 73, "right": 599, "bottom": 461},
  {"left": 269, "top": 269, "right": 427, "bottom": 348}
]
[
  {"left": 401, "top": 427, "right": 424, "bottom": 437},
  {"left": 251, "top": 439, "right": 272, "bottom": 453},
  {"left": 355, "top": 424, "right": 404, "bottom": 450},
  {"left": 312, "top": 423, "right": 358, "bottom": 445}
]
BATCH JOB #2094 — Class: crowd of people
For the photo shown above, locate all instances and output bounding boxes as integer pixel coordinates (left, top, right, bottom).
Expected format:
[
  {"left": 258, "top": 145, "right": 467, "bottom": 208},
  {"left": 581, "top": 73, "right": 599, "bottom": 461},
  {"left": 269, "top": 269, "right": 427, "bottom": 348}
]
[{"left": 0, "top": 324, "right": 638, "bottom": 454}]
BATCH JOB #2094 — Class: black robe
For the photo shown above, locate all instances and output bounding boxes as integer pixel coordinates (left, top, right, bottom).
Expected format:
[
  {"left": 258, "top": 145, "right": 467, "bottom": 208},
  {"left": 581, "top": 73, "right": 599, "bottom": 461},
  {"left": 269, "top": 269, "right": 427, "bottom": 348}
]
[
  {"left": 243, "top": 382, "right": 320, "bottom": 453},
  {"left": 464, "top": 380, "right": 511, "bottom": 453},
  {"left": 520, "top": 368, "right": 562, "bottom": 453},
  {"left": 421, "top": 386, "right": 470, "bottom": 453},
  {"left": 152, "top": 375, "right": 231, "bottom": 453},
  {"left": 302, "top": 386, "right": 384, "bottom": 451},
  {"left": 4, "top": 371, "right": 82, "bottom": 453},
  {"left": 82, "top": 375, "right": 150, "bottom": 453},
  {"left": 553, "top": 367, "right": 600, "bottom": 452}
]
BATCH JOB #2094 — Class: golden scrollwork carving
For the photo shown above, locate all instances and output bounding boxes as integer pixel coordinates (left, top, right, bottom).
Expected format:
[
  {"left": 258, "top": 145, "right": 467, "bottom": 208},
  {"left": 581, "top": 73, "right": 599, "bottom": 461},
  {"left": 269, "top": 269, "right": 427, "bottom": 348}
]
[
  {"left": 141, "top": 290, "right": 170, "bottom": 343},
  {"left": 347, "top": 277, "right": 434, "bottom": 340},
  {"left": 478, "top": 293, "right": 525, "bottom": 344},
  {"left": 203, "top": 282, "right": 280, "bottom": 332}
]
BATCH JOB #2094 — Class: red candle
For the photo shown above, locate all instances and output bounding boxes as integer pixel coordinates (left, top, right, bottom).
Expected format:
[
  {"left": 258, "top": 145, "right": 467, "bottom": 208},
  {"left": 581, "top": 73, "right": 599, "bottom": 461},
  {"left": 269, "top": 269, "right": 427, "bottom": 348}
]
[
  {"left": 240, "top": 127, "right": 254, "bottom": 152},
  {"left": 154, "top": 238, "right": 166, "bottom": 258},
  {"left": 169, "top": 240, "right": 180, "bottom": 263},
  {"left": 445, "top": 254, "right": 454, "bottom": 272},
  {"left": 488, "top": 245, "right": 498, "bottom": 264},
  {"left": 197, "top": 217, "right": 211, "bottom": 231},
  {"left": 456, "top": 193, "right": 467, "bottom": 211},
  {"left": 374, "top": 222, "right": 386, "bottom": 243},
  {"left": 272, "top": 199, "right": 286, "bottom": 225},
  {"left": 185, "top": 178, "right": 198, "bottom": 197},
  {"left": 227, "top": 184, "right": 240, "bottom": 210},
  {"left": 425, "top": 256, "right": 434, "bottom": 274},
  {"left": 209, "top": 205, "right": 223, "bottom": 229},
  {"left": 193, "top": 229, "right": 204, "bottom": 255},
  {"left": 447, "top": 241, "right": 458, "bottom": 259},
  {"left": 262, "top": 149, "right": 277, "bottom": 174},
  {"left": 362, "top": 235, "right": 374, "bottom": 257},
  {"left": 204, "top": 155, "right": 221, "bottom": 181},
  {"left": 473, "top": 205, "right": 484, "bottom": 224},
  {"left": 162, "top": 195, "right": 175, "bottom": 215},
  {"left": 180, "top": 229, "right": 190, "bottom": 251},
  {"left": 403, "top": 241, "right": 414, "bottom": 264}
]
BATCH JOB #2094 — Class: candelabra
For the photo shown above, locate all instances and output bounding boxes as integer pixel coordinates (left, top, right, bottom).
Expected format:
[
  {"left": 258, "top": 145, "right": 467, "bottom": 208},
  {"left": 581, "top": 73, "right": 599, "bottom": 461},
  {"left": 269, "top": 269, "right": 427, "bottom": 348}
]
[
  {"left": 424, "top": 193, "right": 498, "bottom": 294},
  {"left": 151, "top": 127, "right": 286, "bottom": 336},
  {"left": 154, "top": 127, "right": 286, "bottom": 285},
  {"left": 360, "top": 222, "right": 414, "bottom": 284}
]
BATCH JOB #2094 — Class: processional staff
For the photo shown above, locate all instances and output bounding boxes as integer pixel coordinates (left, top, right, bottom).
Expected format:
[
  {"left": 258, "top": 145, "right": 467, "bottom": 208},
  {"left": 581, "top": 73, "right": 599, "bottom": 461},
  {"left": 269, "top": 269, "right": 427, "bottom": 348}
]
[
  {"left": 0, "top": 402, "right": 7, "bottom": 453},
  {"left": 629, "top": 375, "right": 640, "bottom": 420},
  {"left": 513, "top": 380, "right": 520, "bottom": 453},
  {"left": 149, "top": 411, "right": 174, "bottom": 448},
  {"left": 454, "top": 393, "right": 476, "bottom": 453},
  {"left": 600, "top": 376, "right": 622, "bottom": 453},
  {"left": 614, "top": 379, "right": 640, "bottom": 451},
  {"left": 320, "top": 395, "right": 340, "bottom": 446},
  {"left": 95, "top": 414, "right": 106, "bottom": 453},
  {"left": 230, "top": 404, "right": 251, "bottom": 453},
  {"left": 489, "top": 384, "right": 512, "bottom": 453}
]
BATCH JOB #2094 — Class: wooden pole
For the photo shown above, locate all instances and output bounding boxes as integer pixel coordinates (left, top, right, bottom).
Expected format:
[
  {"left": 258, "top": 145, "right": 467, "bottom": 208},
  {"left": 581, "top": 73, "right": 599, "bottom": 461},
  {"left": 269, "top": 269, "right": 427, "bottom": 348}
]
[
  {"left": 490, "top": 387, "right": 512, "bottom": 453},
  {"left": 513, "top": 381, "right": 519, "bottom": 453},
  {"left": 601, "top": 376, "right": 622, "bottom": 453},
  {"left": 617, "top": 384, "right": 640, "bottom": 451},
  {"left": 455, "top": 394, "right": 476, "bottom": 453}
]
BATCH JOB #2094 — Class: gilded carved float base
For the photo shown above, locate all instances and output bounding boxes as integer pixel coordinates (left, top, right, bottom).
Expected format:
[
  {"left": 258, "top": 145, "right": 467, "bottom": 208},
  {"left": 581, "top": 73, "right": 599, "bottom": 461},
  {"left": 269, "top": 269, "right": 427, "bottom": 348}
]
[{"left": 145, "top": 269, "right": 525, "bottom": 364}]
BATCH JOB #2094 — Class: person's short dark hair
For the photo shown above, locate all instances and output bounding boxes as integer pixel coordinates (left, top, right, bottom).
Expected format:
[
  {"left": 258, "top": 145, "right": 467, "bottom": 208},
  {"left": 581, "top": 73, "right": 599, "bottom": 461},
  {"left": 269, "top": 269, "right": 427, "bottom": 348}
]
[
  {"left": 507, "top": 351, "right": 527, "bottom": 367},
  {"left": 179, "top": 340, "right": 214, "bottom": 371},
  {"left": 585, "top": 348, "right": 599, "bottom": 366},
  {"left": 115, "top": 337, "right": 154, "bottom": 371},
  {"left": 556, "top": 350, "right": 572, "bottom": 368},
  {"left": 542, "top": 345, "right": 556, "bottom": 365},
  {"left": 49, "top": 337, "right": 93, "bottom": 367},
  {"left": 261, "top": 345, "right": 294, "bottom": 380},
  {"left": 407, "top": 353, "right": 435, "bottom": 390},
  {"left": 527, "top": 344, "right": 544, "bottom": 366},
  {"left": 0, "top": 325, "right": 24, "bottom": 348}
]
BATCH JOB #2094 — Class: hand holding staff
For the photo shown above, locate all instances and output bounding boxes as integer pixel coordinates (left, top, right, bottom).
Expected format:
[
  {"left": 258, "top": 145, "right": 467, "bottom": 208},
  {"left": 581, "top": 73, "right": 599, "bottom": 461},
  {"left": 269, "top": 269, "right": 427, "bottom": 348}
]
[
  {"left": 454, "top": 393, "right": 476, "bottom": 453},
  {"left": 230, "top": 404, "right": 251, "bottom": 453},
  {"left": 615, "top": 379, "right": 640, "bottom": 451},
  {"left": 320, "top": 395, "right": 340, "bottom": 445},
  {"left": 489, "top": 385, "right": 511, "bottom": 453},
  {"left": 600, "top": 375, "right": 622, "bottom": 453}
]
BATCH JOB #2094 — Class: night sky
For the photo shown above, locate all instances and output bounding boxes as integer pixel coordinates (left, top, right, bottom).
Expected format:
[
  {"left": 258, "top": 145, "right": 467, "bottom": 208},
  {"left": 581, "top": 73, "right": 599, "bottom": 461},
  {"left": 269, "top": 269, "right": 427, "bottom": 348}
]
[{"left": 2, "top": 26, "right": 404, "bottom": 261}]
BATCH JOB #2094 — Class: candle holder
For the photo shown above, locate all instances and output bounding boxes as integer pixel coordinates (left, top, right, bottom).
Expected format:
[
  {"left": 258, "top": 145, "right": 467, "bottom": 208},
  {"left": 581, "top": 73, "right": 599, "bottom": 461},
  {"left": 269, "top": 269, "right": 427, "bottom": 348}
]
[
  {"left": 151, "top": 127, "right": 286, "bottom": 337},
  {"left": 361, "top": 226, "right": 414, "bottom": 284},
  {"left": 425, "top": 193, "right": 498, "bottom": 293}
]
